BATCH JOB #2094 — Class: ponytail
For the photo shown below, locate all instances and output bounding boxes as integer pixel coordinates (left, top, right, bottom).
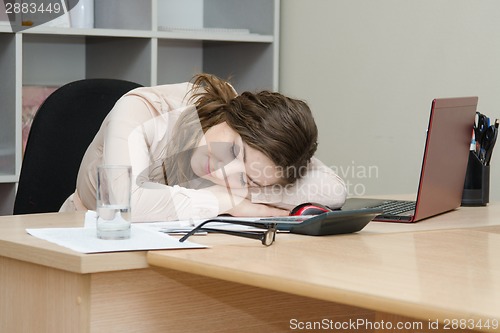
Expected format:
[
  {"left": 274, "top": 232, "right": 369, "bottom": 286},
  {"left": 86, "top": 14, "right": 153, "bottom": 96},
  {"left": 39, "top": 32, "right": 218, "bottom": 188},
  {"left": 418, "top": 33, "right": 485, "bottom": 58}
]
[{"left": 190, "top": 74, "right": 238, "bottom": 133}]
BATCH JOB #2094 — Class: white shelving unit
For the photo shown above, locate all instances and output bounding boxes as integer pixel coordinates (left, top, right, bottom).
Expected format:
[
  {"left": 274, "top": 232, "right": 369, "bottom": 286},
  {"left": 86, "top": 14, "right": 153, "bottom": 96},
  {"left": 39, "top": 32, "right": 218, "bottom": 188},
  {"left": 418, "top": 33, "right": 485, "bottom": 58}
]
[{"left": 0, "top": 0, "right": 280, "bottom": 215}]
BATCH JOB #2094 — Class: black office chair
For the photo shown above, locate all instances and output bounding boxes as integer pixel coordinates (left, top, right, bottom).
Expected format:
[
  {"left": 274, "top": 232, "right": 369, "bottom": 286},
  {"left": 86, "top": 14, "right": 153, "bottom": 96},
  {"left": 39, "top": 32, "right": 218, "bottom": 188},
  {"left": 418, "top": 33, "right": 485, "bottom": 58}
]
[{"left": 13, "top": 78, "right": 143, "bottom": 215}]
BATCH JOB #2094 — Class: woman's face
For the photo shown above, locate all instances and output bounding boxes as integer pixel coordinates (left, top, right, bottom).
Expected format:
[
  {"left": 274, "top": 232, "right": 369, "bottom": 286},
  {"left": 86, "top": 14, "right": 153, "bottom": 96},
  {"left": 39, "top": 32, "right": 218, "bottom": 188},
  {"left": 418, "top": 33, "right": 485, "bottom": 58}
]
[{"left": 191, "top": 122, "right": 283, "bottom": 189}]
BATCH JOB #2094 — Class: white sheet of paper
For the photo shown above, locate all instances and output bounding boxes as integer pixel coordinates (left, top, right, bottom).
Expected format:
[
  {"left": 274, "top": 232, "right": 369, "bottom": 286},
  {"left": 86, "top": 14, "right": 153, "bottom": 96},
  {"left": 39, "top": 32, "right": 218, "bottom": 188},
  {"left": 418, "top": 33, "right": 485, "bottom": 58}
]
[{"left": 26, "top": 218, "right": 207, "bottom": 254}]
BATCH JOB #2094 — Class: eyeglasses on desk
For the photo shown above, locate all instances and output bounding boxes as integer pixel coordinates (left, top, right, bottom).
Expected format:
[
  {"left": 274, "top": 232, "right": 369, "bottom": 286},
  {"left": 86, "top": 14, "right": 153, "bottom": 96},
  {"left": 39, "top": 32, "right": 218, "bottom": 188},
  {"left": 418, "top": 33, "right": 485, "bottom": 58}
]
[{"left": 179, "top": 219, "right": 277, "bottom": 246}]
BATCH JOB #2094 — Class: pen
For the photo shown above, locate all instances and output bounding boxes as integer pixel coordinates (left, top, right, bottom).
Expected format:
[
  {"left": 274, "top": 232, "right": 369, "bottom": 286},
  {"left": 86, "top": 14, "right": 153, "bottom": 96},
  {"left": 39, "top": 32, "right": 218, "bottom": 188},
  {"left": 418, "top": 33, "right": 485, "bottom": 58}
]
[
  {"left": 470, "top": 128, "right": 476, "bottom": 151},
  {"left": 160, "top": 229, "right": 208, "bottom": 235},
  {"left": 484, "top": 126, "right": 497, "bottom": 166}
]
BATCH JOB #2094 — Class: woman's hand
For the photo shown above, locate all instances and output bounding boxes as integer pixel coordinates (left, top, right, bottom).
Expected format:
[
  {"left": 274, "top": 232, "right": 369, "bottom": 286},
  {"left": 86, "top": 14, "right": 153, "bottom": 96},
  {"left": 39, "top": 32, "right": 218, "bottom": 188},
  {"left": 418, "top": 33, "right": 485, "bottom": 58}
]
[{"left": 205, "top": 184, "right": 289, "bottom": 217}]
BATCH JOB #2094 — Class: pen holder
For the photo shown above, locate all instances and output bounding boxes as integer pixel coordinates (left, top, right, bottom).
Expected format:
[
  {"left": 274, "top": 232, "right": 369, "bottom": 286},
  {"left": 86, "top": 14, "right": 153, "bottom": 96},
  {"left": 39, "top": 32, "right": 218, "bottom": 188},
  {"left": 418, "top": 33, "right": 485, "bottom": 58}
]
[{"left": 462, "top": 151, "right": 490, "bottom": 206}]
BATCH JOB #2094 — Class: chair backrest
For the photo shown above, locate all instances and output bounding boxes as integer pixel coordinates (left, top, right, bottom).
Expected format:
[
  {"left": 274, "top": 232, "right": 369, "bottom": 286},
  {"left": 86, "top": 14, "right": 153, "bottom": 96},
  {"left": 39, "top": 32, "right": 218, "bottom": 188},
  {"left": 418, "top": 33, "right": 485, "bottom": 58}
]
[{"left": 14, "top": 78, "right": 142, "bottom": 215}]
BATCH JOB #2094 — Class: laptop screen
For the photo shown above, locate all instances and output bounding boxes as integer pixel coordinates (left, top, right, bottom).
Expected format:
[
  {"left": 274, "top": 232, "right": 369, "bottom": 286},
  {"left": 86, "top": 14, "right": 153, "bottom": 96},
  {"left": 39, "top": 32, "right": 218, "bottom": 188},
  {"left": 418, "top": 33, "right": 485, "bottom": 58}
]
[{"left": 414, "top": 96, "right": 478, "bottom": 221}]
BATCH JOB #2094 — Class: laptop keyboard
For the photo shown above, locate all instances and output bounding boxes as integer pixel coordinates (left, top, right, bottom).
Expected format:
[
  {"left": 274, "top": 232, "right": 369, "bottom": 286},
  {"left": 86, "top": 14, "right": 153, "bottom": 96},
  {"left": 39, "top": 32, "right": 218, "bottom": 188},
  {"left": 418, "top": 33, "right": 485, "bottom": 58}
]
[{"left": 371, "top": 200, "right": 416, "bottom": 216}]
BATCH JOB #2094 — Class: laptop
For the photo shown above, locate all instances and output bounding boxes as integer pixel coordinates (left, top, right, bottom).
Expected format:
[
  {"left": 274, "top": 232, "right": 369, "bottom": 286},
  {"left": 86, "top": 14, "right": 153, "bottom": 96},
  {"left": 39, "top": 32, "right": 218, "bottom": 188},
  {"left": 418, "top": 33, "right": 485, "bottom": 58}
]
[{"left": 342, "top": 96, "right": 478, "bottom": 222}]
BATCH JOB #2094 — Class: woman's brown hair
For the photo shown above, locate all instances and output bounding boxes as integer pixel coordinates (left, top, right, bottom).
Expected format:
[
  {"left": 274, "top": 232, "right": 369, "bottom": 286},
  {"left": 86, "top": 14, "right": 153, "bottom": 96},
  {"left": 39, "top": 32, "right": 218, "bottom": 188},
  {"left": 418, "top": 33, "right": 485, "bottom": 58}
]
[{"left": 164, "top": 73, "right": 318, "bottom": 186}]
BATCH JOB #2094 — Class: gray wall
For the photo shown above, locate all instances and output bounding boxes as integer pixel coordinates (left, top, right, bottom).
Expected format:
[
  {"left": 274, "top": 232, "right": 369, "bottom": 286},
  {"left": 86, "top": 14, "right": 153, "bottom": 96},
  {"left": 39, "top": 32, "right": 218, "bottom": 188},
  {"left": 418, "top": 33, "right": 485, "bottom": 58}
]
[{"left": 280, "top": 0, "right": 500, "bottom": 200}]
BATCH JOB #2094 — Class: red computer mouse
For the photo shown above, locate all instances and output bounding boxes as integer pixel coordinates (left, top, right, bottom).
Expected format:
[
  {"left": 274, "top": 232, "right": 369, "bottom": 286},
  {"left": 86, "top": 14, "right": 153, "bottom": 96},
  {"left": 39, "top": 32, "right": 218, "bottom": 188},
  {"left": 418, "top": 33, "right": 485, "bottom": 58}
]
[{"left": 290, "top": 202, "right": 332, "bottom": 216}]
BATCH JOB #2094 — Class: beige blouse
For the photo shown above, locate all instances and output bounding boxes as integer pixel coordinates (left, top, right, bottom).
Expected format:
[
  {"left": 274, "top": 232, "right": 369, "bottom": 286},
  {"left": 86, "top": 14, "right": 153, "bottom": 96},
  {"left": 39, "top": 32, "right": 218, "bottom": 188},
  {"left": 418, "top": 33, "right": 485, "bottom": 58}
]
[{"left": 60, "top": 82, "right": 347, "bottom": 221}]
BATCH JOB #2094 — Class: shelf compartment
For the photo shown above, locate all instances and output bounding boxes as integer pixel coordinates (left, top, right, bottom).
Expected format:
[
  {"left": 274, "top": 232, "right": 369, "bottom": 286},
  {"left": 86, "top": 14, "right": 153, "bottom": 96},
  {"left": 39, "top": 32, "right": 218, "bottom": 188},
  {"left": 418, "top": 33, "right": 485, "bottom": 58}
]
[
  {"left": 157, "top": 39, "right": 203, "bottom": 85},
  {"left": 203, "top": 41, "right": 277, "bottom": 91},
  {"left": 23, "top": 34, "right": 86, "bottom": 86},
  {"left": 0, "top": 183, "right": 16, "bottom": 214},
  {"left": 156, "top": 39, "right": 276, "bottom": 92},
  {"left": 157, "top": 0, "right": 276, "bottom": 36},
  {"left": 95, "top": 0, "right": 152, "bottom": 31},
  {"left": 86, "top": 37, "right": 153, "bottom": 86}
]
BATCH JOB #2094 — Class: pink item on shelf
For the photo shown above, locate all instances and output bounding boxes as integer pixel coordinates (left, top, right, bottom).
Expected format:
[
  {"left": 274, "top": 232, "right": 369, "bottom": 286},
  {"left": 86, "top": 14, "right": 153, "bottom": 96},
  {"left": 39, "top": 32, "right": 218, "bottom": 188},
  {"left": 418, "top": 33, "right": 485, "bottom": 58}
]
[{"left": 22, "top": 86, "right": 59, "bottom": 154}]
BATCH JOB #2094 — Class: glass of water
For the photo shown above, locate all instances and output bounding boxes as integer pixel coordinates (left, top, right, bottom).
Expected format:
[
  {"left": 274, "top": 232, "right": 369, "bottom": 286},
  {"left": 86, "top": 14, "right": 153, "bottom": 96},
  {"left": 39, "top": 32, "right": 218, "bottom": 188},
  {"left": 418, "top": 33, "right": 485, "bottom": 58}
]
[{"left": 96, "top": 165, "right": 132, "bottom": 239}]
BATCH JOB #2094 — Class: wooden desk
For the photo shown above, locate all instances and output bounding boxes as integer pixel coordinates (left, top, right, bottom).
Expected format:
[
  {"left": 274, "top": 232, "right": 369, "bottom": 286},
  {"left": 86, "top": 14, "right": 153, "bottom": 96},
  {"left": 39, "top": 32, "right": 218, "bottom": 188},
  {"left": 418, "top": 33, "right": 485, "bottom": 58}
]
[{"left": 1, "top": 205, "right": 499, "bottom": 333}]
